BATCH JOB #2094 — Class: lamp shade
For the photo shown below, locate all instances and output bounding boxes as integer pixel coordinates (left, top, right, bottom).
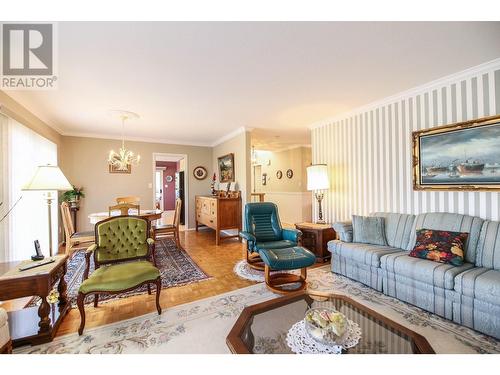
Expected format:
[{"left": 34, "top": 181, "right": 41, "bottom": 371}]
[
  {"left": 22, "top": 165, "right": 72, "bottom": 191},
  {"left": 306, "top": 164, "right": 329, "bottom": 191}
]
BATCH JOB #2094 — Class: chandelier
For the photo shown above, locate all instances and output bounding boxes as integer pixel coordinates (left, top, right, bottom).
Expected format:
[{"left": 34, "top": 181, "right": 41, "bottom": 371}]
[{"left": 108, "top": 110, "right": 140, "bottom": 170}]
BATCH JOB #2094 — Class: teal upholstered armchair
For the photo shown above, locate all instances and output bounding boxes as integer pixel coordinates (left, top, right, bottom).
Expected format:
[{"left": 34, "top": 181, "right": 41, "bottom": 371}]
[{"left": 239, "top": 202, "right": 302, "bottom": 270}]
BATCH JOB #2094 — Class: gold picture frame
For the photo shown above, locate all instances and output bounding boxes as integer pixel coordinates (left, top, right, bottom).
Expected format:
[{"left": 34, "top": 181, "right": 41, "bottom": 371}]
[
  {"left": 218, "top": 153, "right": 235, "bottom": 183},
  {"left": 413, "top": 114, "right": 500, "bottom": 191},
  {"left": 109, "top": 164, "right": 132, "bottom": 174}
]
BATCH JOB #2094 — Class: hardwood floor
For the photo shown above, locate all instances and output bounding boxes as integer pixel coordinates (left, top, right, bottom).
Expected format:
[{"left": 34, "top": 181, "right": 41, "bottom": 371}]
[
  {"left": 3, "top": 228, "right": 255, "bottom": 337},
  {"left": 3, "top": 226, "right": 326, "bottom": 338}
]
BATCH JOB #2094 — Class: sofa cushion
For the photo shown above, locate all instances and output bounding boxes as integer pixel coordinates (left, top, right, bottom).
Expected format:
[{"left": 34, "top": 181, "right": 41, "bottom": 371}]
[
  {"left": 406, "top": 212, "right": 484, "bottom": 264},
  {"left": 255, "top": 240, "right": 296, "bottom": 251},
  {"left": 372, "top": 212, "right": 415, "bottom": 249},
  {"left": 475, "top": 220, "right": 500, "bottom": 270},
  {"left": 381, "top": 252, "right": 474, "bottom": 290},
  {"left": 328, "top": 240, "right": 402, "bottom": 267},
  {"left": 409, "top": 229, "right": 468, "bottom": 266},
  {"left": 454, "top": 268, "right": 500, "bottom": 306},
  {"left": 332, "top": 221, "right": 353, "bottom": 242},
  {"left": 352, "top": 215, "right": 388, "bottom": 246}
]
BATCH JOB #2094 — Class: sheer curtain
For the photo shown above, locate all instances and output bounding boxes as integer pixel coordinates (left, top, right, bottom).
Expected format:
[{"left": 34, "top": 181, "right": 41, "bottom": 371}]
[{"left": 0, "top": 116, "right": 57, "bottom": 261}]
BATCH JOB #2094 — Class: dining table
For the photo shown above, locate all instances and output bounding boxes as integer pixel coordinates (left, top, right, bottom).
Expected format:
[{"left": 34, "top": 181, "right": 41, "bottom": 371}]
[{"left": 88, "top": 208, "right": 163, "bottom": 225}]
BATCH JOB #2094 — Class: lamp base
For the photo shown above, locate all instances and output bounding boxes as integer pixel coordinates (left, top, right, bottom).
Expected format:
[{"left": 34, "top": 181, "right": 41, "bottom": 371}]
[{"left": 315, "top": 219, "right": 326, "bottom": 225}]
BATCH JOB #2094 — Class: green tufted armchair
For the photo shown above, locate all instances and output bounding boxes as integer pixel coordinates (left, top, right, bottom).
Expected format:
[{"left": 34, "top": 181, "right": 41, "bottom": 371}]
[
  {"left": 77, "top": 216, "right": 162, "bottom": 335},
  {"left": 239, "top": 202, "right": 302, "bottom": 270}
]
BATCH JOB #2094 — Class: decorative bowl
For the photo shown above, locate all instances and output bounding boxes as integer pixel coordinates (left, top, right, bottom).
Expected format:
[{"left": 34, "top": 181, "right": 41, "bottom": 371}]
[{"left": 304, "top": 307, "right": 348, "bottom": 345}]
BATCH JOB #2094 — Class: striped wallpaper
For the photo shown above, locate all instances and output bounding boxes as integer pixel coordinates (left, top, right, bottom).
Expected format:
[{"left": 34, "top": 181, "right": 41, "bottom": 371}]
[{"left": 311, "top": 59, "right": 500, "bottom": 223}]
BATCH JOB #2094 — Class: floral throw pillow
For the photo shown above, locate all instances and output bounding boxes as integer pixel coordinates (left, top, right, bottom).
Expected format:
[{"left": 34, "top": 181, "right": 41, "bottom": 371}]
[{"left": 409, "top": 229, "right": 468, "bottom": 266}]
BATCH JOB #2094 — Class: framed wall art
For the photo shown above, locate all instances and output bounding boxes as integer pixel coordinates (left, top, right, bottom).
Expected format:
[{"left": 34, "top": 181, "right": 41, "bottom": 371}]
[
  {"left": 413, "top": 114, "right": 500, "bottom": 191},
  {"left": 218, "top": 153, "right": 235, "bottom": 183},
  {"left": 193, "top": 166, "right": 208, "bottom": 180},
  {"left": 109, "top": 164, "right": 131, "bottom": 174}
]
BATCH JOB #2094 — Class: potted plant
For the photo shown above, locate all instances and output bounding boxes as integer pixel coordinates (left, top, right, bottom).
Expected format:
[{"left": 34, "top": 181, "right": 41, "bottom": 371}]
[{"left": 62, "top": 186, "right": 85, "bottom": 209}]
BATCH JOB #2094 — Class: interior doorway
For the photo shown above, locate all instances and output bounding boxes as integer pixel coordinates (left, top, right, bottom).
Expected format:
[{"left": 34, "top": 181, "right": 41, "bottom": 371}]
[{"left": 152, "top": 153, "right": 188, "bottom": 231}]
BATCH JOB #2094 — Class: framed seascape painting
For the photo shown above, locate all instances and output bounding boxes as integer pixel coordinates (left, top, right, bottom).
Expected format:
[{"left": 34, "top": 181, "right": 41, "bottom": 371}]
[
  {"left": 413, "top": 115, "right": 500, "bottom": 191},
  {"left": 218, "top": 153, "right": 235, "bottom": 183}
]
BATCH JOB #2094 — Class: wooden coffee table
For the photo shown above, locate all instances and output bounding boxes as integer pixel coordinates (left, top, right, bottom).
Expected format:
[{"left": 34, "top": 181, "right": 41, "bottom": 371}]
[{"left": 226, "top": 291, "right": 434, "bottom": 354}]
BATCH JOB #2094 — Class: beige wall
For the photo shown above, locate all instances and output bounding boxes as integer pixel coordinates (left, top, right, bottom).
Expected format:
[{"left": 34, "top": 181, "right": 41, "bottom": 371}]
[
  {"left": 212, "top": 130, "right": 252, "bottom": 211},
  {"left": 60, "top": 136, "right": 212, "bottom": 231},
  {"left": 0, "top": 91, "right": 62, "bottom": 147},
  {"left": 251, "top": 146, "right": 312, "bottom": 224},
  {"left": 252, "top": 146, "right": 311, "bottom": 193}
]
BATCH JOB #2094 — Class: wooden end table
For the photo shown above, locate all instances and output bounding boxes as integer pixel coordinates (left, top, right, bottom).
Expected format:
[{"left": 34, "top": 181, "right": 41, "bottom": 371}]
[
  {"left": 295, "top": 222, "right": 336, "bottom": 263},
  {"left": 0, "top": 255, "right": 69, "bottom": 347}
]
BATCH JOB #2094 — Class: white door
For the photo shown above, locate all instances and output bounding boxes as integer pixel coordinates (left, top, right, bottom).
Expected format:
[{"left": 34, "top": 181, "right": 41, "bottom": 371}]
[{"left": 155, "top": 169, "right": 164, "bottom": 210}]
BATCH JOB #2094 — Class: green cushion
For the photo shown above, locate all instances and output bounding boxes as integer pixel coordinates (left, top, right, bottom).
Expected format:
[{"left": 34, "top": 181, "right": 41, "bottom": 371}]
[
  {"left": 79, "top": 261, "right": 160, "bottom": 294},
  {"left": 259, "top": 246, "right": 316, "bottom": 270},
  {"left": 96, "top": 217, "right": 149, "bottom": 263}
]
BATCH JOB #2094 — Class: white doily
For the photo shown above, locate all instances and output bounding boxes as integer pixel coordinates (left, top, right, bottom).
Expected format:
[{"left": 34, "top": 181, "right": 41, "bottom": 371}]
[{"left": 286, "top": 319, "right": 362, "bottom": 354}]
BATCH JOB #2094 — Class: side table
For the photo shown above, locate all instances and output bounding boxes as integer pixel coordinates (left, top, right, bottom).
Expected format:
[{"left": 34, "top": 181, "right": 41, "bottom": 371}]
[
  {"left": 0, "top": 255, "right": 69, "bottom": 347},
  {"left": 295, "top": 222, "right": 336, "bottom": 263}
]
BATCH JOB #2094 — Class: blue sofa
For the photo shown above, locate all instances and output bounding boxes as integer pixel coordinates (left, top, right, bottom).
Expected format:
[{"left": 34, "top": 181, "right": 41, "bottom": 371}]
[{"left": 330, "top": 212, "right": 500, "bottom": 339}]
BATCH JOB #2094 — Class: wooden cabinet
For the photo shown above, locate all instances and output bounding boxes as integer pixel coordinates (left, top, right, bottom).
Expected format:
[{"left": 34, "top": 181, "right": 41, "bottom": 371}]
[
  {"left": 195, "top": 195, "right": 242, "bottom": 245},
  {"left": 295, "top": 222, "right": 336, "bottom": 263}
]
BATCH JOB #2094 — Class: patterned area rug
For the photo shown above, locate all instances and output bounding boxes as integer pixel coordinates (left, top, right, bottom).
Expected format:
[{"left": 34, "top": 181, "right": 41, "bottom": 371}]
[
  {"left": 16, "top": 266, "right": 500, "bottom": 354},
  {"left": 26, "top": 237, "right": 210, "bottom": 308},
  {"left": 233, "top": 260, "right": 298, "bottom": 282}
]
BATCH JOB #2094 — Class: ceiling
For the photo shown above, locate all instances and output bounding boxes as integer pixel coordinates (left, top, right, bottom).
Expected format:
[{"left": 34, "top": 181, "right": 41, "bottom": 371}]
[{"left": 5, "top": 22, "right": 500, "bottom": 147}]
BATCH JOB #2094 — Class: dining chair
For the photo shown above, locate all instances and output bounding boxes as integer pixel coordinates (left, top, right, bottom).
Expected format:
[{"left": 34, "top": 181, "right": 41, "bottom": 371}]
[
  {"left": 153, "top": 198, "right": 182, "bottom": 248},
  {"left": 116, "top": 196, "right": 140, "bottom": 204},
  {"left": 109, "top": 203, "right": 140, "bottom": 216},
  {"left": 77, "top": 216, "right": 162, "bottom": 335},
  {"left": 60, "top": 202, "right": 94, "bottom": 255}
]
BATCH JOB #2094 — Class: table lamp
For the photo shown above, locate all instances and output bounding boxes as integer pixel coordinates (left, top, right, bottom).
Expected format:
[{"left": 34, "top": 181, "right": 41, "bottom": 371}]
[
  {"left": 307, "top": 164, "right": 329, "bottom": 224},
  {"left": 22, "top": 165, "right": 72, "bottom": 257}
]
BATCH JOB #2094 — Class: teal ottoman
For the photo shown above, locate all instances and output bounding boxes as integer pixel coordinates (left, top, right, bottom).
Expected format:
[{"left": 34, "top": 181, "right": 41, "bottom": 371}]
[{"left": 258, "top": 246, "right": 316, "bottom": 294}]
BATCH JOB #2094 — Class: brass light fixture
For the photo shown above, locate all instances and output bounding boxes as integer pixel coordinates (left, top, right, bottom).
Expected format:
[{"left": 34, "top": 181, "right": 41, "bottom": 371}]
[
  {"left": 306, "top": 164, "right": 329, "bottom": 224},
  {"left": 108, "top": 110, "right": 141, "bottom": 171}
]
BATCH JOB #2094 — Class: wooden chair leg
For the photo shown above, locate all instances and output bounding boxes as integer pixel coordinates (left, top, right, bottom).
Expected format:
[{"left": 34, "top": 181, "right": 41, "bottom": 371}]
[
  {"left": 147, "top": 284, "right": 152, "bottom": 295},
  {"left": 175, "top": 229, "right": 181, "bottom": 248},
  {"left": 246, "top": 251, "right": 265, "bottom": 271},
  {"left": 93, "top": 294, "right": 99, "bottom": 307},
  {"left": 264, "top": 265, "right": 308, "bottom": 295},
  {"left": 155, "top": 277, "right": 162, "bottom": 315},
  {"left": 77, "top": 293, "right": 86, "bottom": 335}
]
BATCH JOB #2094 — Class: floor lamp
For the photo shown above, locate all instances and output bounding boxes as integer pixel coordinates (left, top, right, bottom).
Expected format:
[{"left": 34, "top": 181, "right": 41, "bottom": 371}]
[
  {"left": 22, "top": 165, "right": 73, "bottom": 257},
  {"left": 306, "top": 164, "right": 329, "bottom": 224}
]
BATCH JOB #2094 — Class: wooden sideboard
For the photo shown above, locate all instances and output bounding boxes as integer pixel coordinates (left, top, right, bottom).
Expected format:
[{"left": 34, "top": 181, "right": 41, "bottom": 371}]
[{"left": 195, "top": 195, "right": 242, "bottom": 245}]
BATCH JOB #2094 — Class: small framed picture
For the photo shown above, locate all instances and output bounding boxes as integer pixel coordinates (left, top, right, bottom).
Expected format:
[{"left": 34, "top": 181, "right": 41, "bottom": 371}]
[
  {"left": 193, "top": 166, "right": 208, "bottom": 180},
  {"left": 286, "top": 169, "right": 293, "bottom": 179},
  {"left": 276, "top": 170, "right": 283, "bottom": 179},
  {"left": 109, "top": 164, "right": 131, "bottom": 174}
]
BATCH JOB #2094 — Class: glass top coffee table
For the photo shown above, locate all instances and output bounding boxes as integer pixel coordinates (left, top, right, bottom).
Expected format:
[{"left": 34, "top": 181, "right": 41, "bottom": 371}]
[{"left": 226, "top": 291, "right": 434, "bottom": 354}]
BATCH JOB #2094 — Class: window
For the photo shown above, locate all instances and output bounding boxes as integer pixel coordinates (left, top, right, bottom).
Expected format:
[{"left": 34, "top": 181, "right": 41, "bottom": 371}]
[{"left": 0, "top": 116, "right": 58, "bottom": 261}]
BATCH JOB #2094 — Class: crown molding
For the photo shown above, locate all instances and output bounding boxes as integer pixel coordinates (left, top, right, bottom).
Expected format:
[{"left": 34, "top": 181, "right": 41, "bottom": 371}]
[
  {"left": 309, "top": 57, "right": 500, "bottom": 130},
  {"left": 61, "top": 131, "right": 213, "bottom": 147},
  {"left": 210, "top": 126, "right": 253, "bottom": 147}
]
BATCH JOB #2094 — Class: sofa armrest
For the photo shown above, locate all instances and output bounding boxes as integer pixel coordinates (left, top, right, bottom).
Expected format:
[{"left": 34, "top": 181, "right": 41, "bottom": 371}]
[
  {"left": 282, "top": 228, "right": 302, "bottom": 243},
  {"left": 333, "top": 221, "right": 353, "bottom": 242}
]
